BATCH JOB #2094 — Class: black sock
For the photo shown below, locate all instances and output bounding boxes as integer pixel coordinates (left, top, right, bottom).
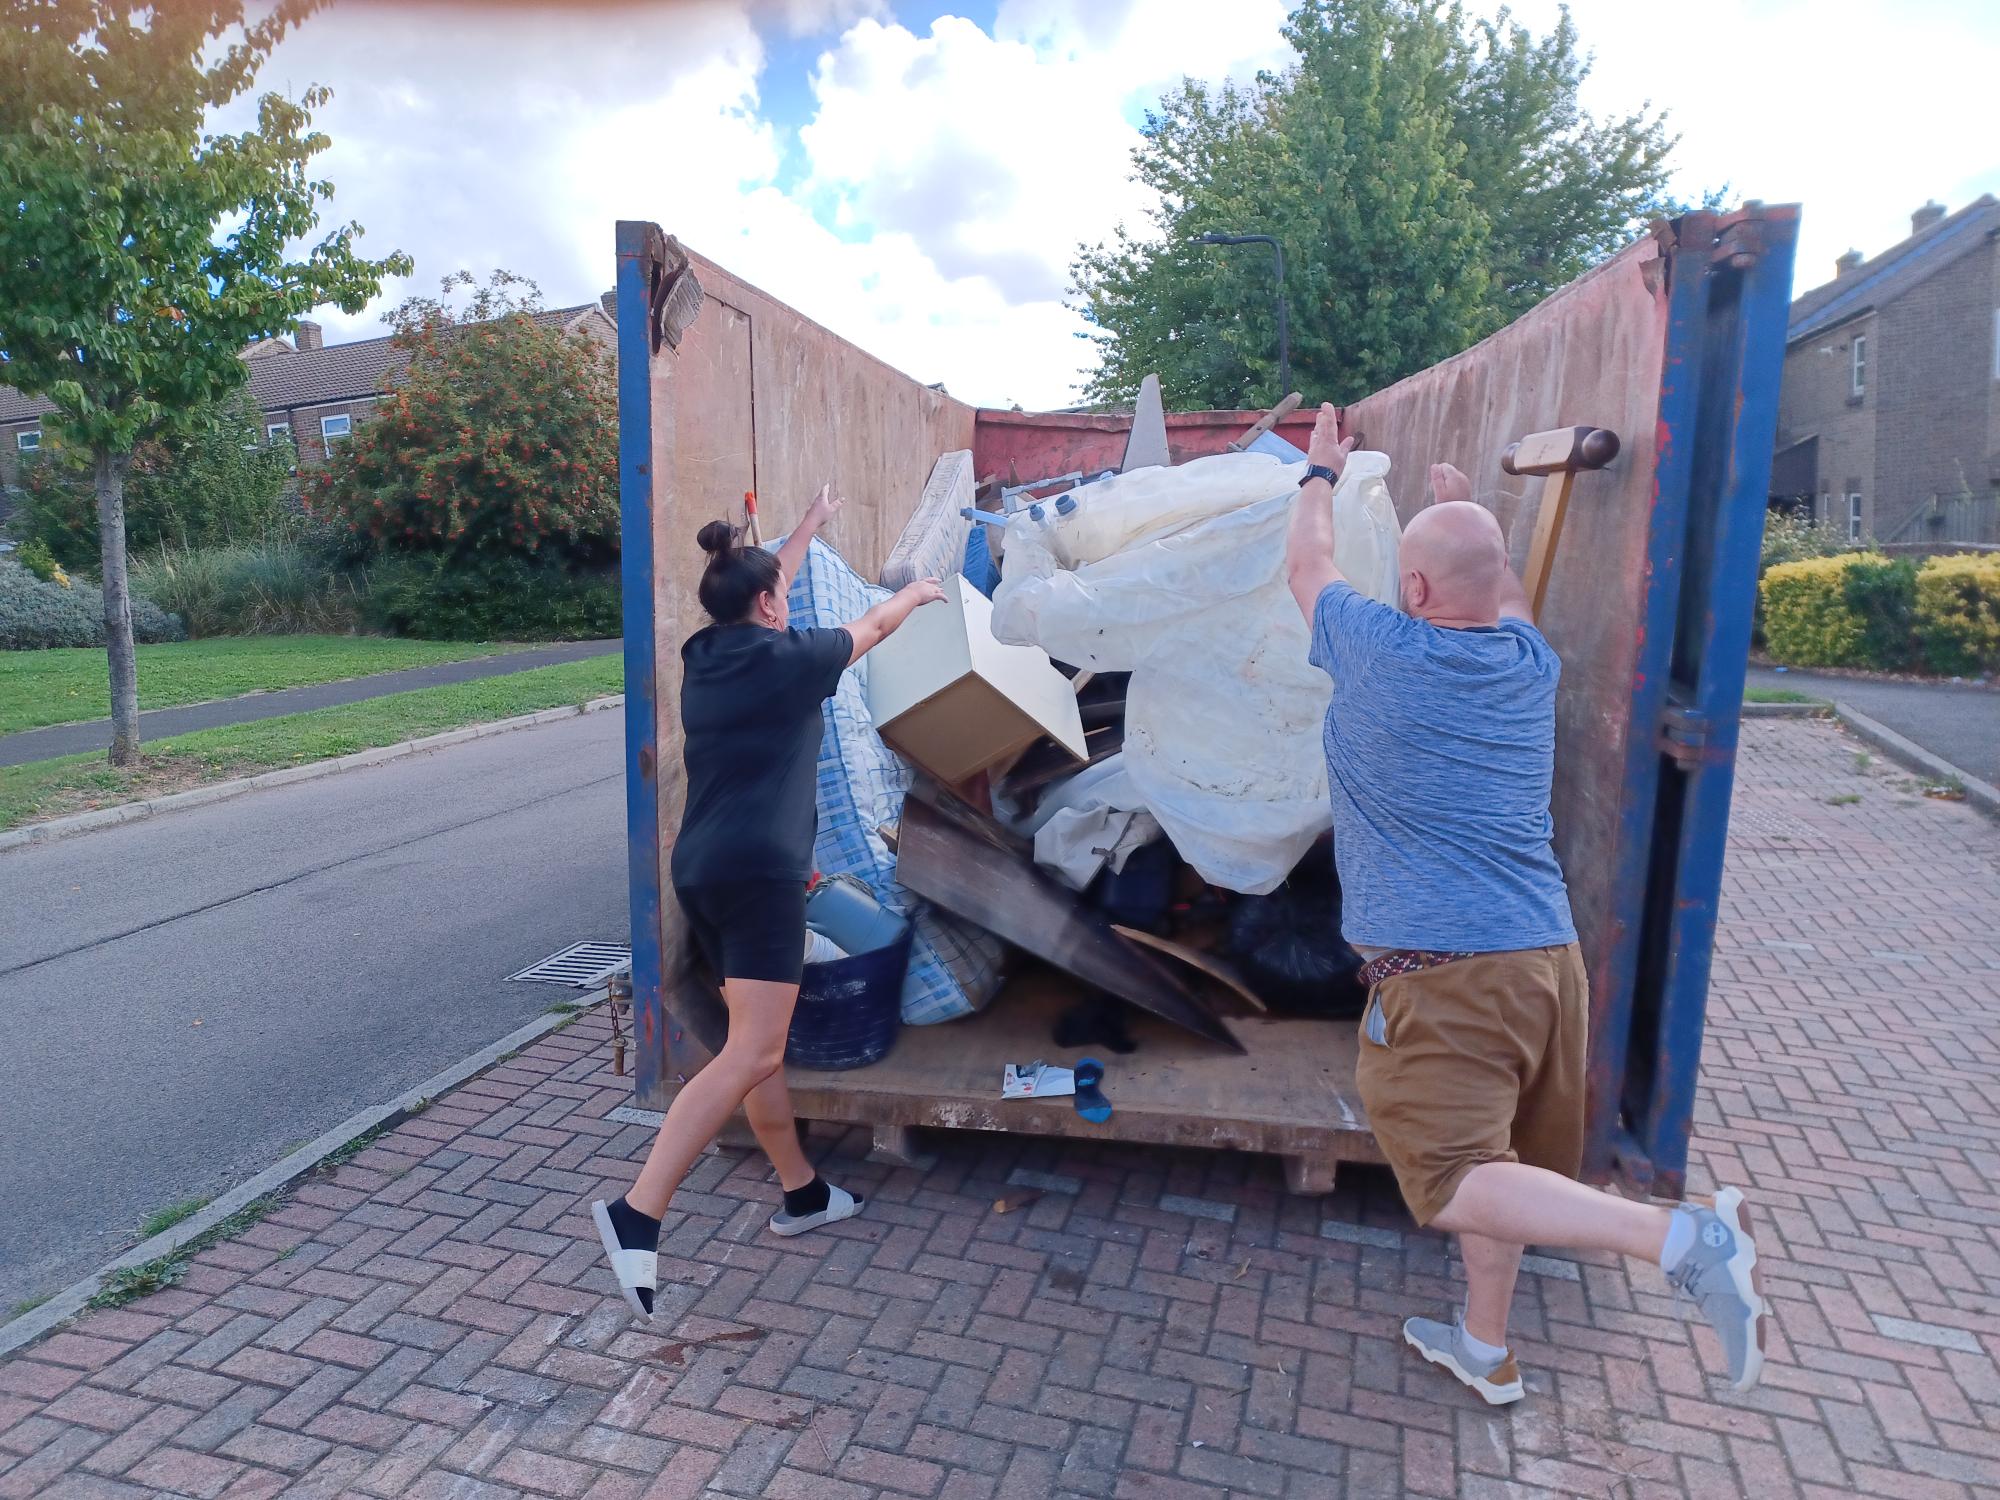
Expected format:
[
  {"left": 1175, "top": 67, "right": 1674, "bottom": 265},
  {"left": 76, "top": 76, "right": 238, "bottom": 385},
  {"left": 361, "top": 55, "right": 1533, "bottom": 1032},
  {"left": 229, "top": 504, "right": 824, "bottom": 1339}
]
[
  {"left": 783, "top": 1177, "right": 831, "bottom": 1218},
  {"left": 607, "top": 1196, "right": 661, "bottom": 1253}
]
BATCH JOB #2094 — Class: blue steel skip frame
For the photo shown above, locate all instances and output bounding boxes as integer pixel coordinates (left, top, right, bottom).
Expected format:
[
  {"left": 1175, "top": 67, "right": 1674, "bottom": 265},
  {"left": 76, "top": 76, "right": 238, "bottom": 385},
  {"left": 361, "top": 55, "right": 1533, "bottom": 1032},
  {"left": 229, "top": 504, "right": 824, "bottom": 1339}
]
[
  {"left": 1582, "top": 207, "right": 1801, "bottom": 1195},
  {"left": 612, "top": 209, "right": 1801, "bottom": 1194},
  {"left": 1634, "top": 211, "right": 1799, "bottom": 1188},
  {"left": 614, "top": 222, "right": 666, "bottom": 1103}
]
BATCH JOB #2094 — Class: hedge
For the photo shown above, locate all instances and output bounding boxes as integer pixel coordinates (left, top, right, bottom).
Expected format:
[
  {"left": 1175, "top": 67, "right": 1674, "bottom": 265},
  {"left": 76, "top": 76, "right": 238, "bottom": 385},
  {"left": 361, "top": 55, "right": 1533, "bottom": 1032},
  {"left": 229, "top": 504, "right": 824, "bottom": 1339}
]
[
  {"left": 1759, "top": 553, "right": 1912, "bottom": 669},
  {"left": 1914, "top": 552, "right": 2000, "bottom": 676},
  {"left": 0, "top": 558, "right": 186, "bottom": 650},
  {"left": 1762, "top": 549, "right": 1999, "bottom": 674},
  {"left": 364, "top": 552, "right": 620, "bottom": 641}
]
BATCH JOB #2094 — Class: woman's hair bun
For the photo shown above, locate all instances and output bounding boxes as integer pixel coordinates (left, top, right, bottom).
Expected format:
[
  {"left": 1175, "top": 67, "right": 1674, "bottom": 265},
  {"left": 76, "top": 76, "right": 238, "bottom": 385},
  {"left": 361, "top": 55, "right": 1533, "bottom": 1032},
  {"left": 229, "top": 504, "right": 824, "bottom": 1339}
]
[{"left": 696, "top": 520, "right": 737, "bottom": 556}]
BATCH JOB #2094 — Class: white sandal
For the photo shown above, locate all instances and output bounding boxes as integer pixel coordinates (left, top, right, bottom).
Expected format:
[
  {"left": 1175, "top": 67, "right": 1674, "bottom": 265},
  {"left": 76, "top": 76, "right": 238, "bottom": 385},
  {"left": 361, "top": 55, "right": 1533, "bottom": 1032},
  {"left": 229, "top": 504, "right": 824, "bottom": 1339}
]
[
  {"left": 768, "top": 1182, "right": 864, "bottom": 1237},
  {"left": 591, "top": 1199, "right": 657, "bottom": 1318}
]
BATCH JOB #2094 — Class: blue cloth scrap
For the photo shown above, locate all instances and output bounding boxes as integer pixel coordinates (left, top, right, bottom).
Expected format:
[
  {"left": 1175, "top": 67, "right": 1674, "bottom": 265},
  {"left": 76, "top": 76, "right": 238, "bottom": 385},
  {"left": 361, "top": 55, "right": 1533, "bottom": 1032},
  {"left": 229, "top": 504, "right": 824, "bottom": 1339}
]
[{"left": 962, "top": 523, "right": 1000, "bottom": 597}]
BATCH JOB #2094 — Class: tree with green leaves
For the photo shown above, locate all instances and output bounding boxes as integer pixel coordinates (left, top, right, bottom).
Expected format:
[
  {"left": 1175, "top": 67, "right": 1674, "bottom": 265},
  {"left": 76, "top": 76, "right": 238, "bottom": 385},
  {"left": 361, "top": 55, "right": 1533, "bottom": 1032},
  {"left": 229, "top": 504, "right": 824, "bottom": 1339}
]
[
  {"left": 17, "top": 388, "right": 297, "bottom": 569},
  {"left": 306, "top": 270, "right": 620, "bottom": 569},
  {"left": 0, "top": 0, "right": 408, "bottom": 763},
  {"left": 1072, "top": 0, "right": 1693, "bottom": 409}
]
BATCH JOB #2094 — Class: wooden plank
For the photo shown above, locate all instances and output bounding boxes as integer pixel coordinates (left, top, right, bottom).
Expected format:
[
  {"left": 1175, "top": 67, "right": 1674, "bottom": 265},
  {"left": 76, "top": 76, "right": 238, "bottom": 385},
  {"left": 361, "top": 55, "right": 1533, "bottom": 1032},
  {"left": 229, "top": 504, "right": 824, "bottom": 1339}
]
[
  {"left": 777, "top": 971, "right": 1382, "bottom": 1164},
  {"left": 1112, "top": 926, "right": 1269, "bottom": 1014},
  {"left": 895, "top": 799, "right": 1243, "bottom": 1051},
  {"left": 1226, "top": 392, "right": 1304, "bottom": 452}
]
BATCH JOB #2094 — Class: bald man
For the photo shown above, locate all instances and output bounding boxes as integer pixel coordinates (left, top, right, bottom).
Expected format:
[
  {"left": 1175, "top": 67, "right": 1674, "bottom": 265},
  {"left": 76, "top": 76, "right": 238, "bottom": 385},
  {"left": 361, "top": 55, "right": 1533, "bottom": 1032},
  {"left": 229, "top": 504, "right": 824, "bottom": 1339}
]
[{"left": 1287, "top": 403, "right": 1767, "bottom": 1404}]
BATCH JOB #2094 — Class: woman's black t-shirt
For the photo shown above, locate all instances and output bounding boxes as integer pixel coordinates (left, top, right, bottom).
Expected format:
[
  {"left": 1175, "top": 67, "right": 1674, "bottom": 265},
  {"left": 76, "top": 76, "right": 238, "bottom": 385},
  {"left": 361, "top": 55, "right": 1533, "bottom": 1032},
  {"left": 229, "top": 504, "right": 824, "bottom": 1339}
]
[{"left": 669, "top": 622, "right": 854, "bottom": 890}]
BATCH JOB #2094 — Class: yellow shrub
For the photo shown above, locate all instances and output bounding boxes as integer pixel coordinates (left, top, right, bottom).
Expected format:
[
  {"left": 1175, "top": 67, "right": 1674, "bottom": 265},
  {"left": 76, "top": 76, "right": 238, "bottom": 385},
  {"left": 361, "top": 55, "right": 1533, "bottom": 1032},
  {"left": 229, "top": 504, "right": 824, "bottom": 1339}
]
[
  {"left": 1915, "top": 552, "right": 2000, "bottom": 675},
  {"left": 1760, "top": 553, "right": 1880, "bottom": 667}
]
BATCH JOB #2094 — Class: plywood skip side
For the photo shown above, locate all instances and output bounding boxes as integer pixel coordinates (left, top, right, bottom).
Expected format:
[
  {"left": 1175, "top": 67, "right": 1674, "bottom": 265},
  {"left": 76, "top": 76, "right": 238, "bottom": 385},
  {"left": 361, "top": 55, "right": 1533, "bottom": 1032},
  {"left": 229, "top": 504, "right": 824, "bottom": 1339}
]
[{"left": 623, "top": 217, "right": 1723, "bottom": 1190}]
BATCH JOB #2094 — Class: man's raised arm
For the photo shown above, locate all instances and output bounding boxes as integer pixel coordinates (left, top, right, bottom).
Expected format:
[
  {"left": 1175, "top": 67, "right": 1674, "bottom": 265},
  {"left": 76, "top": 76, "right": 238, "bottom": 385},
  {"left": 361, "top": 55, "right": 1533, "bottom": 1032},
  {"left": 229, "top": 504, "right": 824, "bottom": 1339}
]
[{"left": 1286, "top": 402, "right": 1356, "bottom": 622}]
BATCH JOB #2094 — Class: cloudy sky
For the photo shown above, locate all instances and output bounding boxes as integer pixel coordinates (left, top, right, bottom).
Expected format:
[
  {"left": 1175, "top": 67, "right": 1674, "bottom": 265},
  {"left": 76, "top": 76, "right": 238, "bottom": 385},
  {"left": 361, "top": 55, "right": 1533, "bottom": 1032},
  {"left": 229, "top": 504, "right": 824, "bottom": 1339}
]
[{"left": 242, "top": 0, "right": 2000, "bottom": 409}]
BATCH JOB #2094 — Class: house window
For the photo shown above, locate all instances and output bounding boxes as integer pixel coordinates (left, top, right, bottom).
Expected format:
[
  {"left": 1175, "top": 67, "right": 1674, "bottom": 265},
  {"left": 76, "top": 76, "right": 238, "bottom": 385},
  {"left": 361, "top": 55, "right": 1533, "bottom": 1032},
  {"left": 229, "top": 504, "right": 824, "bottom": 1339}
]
[
  {"left": 267, "top": 422, "right": 291, "bottom": 444},
  {"left": 1847, "top": 492, "right": 1863, "bottom": 541},
  {"left": 16, "top": 430, "right": 39, "bottom": 452},
  {"left": 1850, "top": 334, "right": 1867, "bottom": 396},
  {"left": 1818, "top": 492, "right": 1831, "bottom": 525},
  {"left": 320, "top": 413, "right": 351, "bottom": 443}
]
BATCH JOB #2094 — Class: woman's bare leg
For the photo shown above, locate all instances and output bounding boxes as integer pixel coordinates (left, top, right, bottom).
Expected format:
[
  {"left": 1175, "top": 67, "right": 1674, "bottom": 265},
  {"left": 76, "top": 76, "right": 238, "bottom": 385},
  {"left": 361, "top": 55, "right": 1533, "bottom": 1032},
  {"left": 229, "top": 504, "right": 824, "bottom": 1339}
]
[
  {"left": 744, "top": 1072, "right": 816, "bottom": 1191},
  {"left": 626, "top": 977, "right": 798, "bottom": 1219}
]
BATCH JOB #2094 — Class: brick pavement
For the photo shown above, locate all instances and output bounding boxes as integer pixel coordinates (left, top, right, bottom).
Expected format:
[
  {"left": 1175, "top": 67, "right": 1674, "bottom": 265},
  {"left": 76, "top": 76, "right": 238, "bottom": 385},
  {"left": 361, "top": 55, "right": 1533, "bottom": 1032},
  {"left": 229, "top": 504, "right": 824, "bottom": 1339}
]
[{"left": 2, "top": 717, "right": 1996, "bottom": 1500}]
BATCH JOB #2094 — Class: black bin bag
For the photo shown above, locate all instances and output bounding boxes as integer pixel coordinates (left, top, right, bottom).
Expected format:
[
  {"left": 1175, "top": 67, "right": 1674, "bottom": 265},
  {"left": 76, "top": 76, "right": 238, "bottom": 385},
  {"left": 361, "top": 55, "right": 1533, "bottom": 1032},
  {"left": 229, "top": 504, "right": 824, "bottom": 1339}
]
[{"left": 1224, "top": 842, "right": 1367, "bottom": 1019}]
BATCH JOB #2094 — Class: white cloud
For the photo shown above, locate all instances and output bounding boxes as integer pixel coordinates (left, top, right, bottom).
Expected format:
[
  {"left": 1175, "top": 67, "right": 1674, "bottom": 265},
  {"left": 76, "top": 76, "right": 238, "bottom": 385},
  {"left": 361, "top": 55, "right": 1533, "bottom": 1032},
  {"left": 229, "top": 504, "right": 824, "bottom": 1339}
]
[
  {"left": 798, "top": 16, "right": 1154, "bottom": 301},
  {"left": 206, "top": 1, "right": 1995, "bottom": 413},
  {"left": 752, "top": 0, "right": 886, "bottom": 36},
  {"left": 1499, "top": 0, "right": 2000, "bottom": 299}
]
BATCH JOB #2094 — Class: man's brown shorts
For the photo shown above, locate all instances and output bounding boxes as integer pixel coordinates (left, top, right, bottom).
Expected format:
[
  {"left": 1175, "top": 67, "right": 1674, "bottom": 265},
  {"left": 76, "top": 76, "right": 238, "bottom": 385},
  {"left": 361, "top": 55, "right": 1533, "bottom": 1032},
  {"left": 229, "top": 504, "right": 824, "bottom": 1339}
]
[{"left": 1354, "top": 942, "right": 1588, "bottom": 1226}]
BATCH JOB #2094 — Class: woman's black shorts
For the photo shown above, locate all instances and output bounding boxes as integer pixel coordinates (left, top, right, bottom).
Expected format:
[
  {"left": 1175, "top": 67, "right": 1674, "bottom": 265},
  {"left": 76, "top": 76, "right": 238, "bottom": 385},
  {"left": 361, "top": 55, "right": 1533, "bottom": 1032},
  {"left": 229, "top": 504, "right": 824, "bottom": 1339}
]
[{"left": 676, "top": 880, "right": 808, "bottom": 986}]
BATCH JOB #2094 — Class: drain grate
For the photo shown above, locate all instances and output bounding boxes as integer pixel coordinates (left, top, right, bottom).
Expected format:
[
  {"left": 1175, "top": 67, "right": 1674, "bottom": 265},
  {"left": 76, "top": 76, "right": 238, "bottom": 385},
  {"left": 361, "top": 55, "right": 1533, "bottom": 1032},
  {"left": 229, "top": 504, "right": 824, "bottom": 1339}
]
[{"left": 509, "top": 941, "right": 631, "bottom": 987}]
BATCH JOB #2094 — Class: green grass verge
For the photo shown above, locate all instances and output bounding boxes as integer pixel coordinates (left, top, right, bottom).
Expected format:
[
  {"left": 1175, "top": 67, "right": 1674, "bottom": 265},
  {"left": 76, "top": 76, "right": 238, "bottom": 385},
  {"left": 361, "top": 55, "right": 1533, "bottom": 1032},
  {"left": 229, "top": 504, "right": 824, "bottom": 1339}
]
[
  {"left": 0, "top": 636, "right": 532, "bottom": 735},
  {"left": 89, "top": 1196, "right": 286, "bottom": 1310},
  {"left": 1745, "top": 687, "right": 1826, "bottom": 705},
  {"left": 0, "top": 653, "right": 622, "bottom": 832},
  {"left": 138, "top": 1198, "right": 208, "bottom": 1238}
]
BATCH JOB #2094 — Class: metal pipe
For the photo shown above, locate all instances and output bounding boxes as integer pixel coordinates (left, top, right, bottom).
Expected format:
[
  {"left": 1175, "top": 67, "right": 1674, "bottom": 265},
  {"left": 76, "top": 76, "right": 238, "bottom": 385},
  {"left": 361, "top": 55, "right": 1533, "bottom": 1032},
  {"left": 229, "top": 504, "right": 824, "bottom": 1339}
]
[{"left": 1195, "top": 232, "right": 1290, "bottom": 400}]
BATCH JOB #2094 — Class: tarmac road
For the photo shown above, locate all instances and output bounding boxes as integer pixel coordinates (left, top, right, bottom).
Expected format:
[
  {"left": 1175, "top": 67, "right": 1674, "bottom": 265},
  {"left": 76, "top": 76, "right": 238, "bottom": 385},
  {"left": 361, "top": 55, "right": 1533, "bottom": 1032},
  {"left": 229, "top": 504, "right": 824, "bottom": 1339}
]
[
  {"left": 1746, "top": 663, "right": 1998, "bottom": 784},
  {"left": 0, "top": 708, "right": 628, "bottom": 1311}
]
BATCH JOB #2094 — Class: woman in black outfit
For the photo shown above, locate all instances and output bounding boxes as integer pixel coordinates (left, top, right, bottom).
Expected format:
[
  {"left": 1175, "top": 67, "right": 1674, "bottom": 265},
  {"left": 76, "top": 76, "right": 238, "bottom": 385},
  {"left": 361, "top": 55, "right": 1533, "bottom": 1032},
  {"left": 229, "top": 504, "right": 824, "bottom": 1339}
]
[{"left": 593, "top": 488, "right": 942, "bottom": 1318}]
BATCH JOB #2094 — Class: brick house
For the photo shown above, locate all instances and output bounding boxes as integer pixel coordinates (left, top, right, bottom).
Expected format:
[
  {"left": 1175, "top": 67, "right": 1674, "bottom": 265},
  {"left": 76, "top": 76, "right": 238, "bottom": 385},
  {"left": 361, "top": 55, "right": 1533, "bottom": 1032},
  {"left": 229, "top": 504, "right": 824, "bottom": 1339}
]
[
  {"left": 1770, "top": 196, "right": 2000, "bottom": 547},
  {"left": 0, "top": 293, "right": 615, "bottom": 500}
]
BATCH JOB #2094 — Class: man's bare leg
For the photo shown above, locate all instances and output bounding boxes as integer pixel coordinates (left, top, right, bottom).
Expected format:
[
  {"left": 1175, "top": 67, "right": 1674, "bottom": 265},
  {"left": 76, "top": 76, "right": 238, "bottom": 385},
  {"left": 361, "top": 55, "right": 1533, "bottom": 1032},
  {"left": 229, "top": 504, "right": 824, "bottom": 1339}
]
[
  {"left": 1430, "top": 1162, "right": 1671, "bottom": 1261},
  {"left": 1423, "top": 1160, "right": 1768, "bottom": 1393},
  {"left": 1457, "top": 1232, "right": 1525, "bottom": 1348}
]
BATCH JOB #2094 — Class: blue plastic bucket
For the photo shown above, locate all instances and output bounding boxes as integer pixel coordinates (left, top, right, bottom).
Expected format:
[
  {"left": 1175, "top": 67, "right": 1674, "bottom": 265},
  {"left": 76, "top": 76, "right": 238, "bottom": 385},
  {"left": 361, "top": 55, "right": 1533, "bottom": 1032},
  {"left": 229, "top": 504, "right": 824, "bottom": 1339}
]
[{"left": 786, "top": 926, "right": 912, "bottom": 1070}]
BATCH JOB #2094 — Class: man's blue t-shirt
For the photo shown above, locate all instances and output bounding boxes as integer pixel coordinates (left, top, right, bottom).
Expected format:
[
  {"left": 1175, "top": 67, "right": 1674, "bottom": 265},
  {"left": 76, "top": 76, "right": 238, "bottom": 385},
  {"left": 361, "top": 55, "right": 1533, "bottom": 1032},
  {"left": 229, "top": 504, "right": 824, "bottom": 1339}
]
[{"left": 1310, "top": 582, "right": 1576, "bottom": 953}]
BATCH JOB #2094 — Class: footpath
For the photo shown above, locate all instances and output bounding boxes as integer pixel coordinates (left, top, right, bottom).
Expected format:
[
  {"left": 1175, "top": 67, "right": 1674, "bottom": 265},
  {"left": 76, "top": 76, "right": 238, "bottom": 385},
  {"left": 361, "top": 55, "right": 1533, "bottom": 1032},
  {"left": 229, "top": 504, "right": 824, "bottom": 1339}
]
[
  {"left": 0, "top": 716, "right": 1995, "bottom": 1500},
  {"left": 0, "top": 640, "right": 620, "bottom": 768},
  {"left": 1743, "top": 663, "right": 1998, "bottom": 785}
]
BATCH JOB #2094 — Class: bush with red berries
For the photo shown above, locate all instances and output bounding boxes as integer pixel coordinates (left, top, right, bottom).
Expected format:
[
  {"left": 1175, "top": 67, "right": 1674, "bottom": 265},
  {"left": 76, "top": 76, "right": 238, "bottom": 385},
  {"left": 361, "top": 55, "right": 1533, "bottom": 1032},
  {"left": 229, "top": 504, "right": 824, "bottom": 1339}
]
[{"left": 308, "top": 271, "right": 618, "bottom": 569}]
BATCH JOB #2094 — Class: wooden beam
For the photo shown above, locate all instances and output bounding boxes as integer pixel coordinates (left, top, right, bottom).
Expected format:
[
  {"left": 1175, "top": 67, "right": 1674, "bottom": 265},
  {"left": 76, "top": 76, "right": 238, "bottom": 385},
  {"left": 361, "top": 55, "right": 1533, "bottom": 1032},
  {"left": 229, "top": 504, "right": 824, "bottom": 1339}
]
[
  {"left": 1225, "top": 392, "right": 1304, "bottom": 452},
  {"left": 895, "top": 799, "right": 1243, "bottom": 1051}
]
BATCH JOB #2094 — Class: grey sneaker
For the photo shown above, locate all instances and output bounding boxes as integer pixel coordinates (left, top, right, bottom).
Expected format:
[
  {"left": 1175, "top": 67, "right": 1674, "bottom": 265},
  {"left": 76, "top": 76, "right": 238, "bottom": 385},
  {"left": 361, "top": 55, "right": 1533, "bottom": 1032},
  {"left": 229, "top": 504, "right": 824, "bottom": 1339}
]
[
  {"left": 1666, "top": 1186, "right": 1769, "bottom": 1391},
  {"left": 1402, "top": 1312, "right": 1525, "bottom": 1405}
]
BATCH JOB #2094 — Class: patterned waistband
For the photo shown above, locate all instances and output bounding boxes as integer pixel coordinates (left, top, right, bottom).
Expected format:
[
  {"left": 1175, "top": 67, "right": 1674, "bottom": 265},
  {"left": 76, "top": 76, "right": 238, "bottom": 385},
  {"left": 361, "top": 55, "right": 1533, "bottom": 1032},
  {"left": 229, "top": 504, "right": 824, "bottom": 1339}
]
[{"left": 1357, "top": 949, "right": 1477, "bottom": 989}]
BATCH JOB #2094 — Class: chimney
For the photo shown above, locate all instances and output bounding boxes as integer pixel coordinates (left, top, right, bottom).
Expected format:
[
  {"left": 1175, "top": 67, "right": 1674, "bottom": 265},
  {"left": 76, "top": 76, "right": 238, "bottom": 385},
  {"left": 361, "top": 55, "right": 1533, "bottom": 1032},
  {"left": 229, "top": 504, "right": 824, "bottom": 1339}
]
[
  {"left": 295, "top": 320, "right": 323, "bottom": 352},
  {"left": 1835, "top": 249, "right": 1864, "bottom": 280},
  {"left": 600, "top": 289, "right": 616, "bottom": 320},
  {"left": 1911, "top": 200, "right": 1946, "bottom": 235}
]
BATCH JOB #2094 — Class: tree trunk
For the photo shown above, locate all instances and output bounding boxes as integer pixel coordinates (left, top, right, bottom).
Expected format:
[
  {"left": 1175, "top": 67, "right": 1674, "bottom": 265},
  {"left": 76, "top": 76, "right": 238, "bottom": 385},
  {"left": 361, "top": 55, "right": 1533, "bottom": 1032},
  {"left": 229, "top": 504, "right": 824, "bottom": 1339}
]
[{"left": 94, "top": 446, "right": 141, "bottom": 766}]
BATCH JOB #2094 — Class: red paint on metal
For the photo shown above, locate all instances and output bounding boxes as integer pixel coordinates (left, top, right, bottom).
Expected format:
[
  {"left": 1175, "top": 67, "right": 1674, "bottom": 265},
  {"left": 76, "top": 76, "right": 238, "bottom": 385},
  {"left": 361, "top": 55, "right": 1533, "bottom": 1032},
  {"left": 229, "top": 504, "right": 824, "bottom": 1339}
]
[{"left": 973, "top": 407, "right": 1317, "bottom": 481}]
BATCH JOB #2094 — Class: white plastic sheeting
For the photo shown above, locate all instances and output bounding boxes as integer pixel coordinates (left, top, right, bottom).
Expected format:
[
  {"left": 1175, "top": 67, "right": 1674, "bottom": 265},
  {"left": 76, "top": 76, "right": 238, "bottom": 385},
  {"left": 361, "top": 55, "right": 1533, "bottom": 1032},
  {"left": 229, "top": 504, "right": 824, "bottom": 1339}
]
[
  {"left": 991, "top": 753, "right": 1162, "bottom": 892},
  {"left": 990, "top": 451, "right": 1402, "bottom": 894}
]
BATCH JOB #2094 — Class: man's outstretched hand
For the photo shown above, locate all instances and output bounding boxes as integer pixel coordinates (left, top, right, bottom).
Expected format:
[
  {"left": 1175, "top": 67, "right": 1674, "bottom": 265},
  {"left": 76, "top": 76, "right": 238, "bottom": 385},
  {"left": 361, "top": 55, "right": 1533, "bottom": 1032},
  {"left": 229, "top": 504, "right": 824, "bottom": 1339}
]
[
  {"left": 1428, "top": 462, "right": 1473, "bottom": 505},
  {"left": 1307, "top": 402, "right": 1356, "bottom": 480}
]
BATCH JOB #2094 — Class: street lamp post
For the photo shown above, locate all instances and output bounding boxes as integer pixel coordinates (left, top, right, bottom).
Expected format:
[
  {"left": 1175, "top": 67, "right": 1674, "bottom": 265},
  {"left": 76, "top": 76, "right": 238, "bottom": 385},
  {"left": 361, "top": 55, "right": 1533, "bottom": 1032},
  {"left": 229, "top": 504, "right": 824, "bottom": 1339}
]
[{"left": 1195, "top": 231, "right": 1290, "bottom": 400}]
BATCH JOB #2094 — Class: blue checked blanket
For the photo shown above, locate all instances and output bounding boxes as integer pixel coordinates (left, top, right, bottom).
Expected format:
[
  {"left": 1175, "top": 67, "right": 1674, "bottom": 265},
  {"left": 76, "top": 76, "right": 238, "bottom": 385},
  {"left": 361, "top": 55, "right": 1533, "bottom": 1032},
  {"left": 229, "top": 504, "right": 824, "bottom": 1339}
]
[{"left": 783, "top": 536, "right": 1004, "bottom": 1024}]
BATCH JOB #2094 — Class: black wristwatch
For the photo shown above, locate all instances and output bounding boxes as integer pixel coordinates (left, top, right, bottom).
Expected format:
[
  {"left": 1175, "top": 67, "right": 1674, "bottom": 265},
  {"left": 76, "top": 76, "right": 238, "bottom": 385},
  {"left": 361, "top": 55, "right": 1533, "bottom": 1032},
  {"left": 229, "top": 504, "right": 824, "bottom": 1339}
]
[{"left": 1299, "top": 463, "right": 1340, "bottom": 489}]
